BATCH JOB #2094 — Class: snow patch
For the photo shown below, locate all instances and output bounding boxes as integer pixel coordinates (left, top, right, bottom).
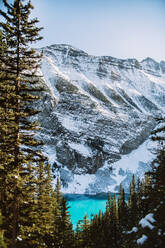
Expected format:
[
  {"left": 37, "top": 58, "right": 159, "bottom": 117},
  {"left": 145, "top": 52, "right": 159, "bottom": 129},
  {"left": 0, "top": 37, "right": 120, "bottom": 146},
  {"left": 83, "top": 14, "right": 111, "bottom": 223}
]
[
  {"left": 98, "top": 139, "right": 155, "bottom": 192},
  {"left": 69, "top": 142, "right": 93, "bottom": 157},
  {"left": 127, "top": 227, "right": 138, "bottom": 234},
  {"left": 137, "top": 234, "right": 148, "bottom": 245},
  {"left": 62, "top": 173, "right": 95, "bottom": 194},
  {"left": 111, "top": 139, "right": 154, "bottom": 173},
  {"left": 61, "top": 138, "right": 155, "bottom": 194},
  {"left": 59, "top": 115, "right": 81, "bottom": 133},
  {"left": 139, "top": 213, "right": 155, "bottom": 230},
  {"left": 145, "top": 213, "right": 156, "bottom": 223},
  {"left": 43, "top": 145, "right": 57, "bottom": 165}
]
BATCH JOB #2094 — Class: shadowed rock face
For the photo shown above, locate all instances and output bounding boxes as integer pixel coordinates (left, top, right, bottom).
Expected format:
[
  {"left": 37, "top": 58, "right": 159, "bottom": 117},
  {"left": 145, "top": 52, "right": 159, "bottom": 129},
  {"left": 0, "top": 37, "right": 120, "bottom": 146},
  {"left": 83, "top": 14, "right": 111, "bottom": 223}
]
[{"left": 36, "top": 44, "right": 165, "bottom": 192}]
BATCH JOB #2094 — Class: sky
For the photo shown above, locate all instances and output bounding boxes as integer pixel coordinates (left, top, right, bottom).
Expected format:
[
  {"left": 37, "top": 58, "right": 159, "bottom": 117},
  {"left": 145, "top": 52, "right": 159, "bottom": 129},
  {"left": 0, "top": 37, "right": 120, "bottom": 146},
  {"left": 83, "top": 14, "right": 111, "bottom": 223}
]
[{"left": 1, "top": 0, "right": 165, "bottom": 61}]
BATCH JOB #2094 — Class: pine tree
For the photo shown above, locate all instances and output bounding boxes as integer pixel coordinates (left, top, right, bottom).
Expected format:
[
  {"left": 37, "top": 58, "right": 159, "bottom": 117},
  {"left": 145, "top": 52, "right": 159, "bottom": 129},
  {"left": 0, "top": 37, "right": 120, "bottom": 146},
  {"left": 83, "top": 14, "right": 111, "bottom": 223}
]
[
  {"left": 0, "top": 0, "right": 51, "bottom": 247},
  {"left": 140, "top": 148, "right": 165, "bottom": 247},
  {"left": 134, "top": 117, "right": 165, "bottom": 247},
  {"left": 58, "top": 195, "right": 74, "bottom": 248},
  {"left": 118, "top": 184, "right": 128, "bottom": 229},
  {"left": 102, "top": 193, "right": 112, "bottom": 248},
  {"left": 110, "top": 194, "right": 119, "bottom": 248},
  {"left": 79, "top": 213, "right": 91, "bottom": 248},
  {"left": 128, "top": 175, "right": 138, "bottom": 227},
  {"left": 50, "top": 177, "right": 62, "bottom": 247},
  {"left": 33, "top": 161, "right": 56, "bottom": 247},
  {"left": 137, "top": 175, "right": 152, "bottom": 220},
  {"left": 51, "top": 179, "right": 74, "bottom": 248},
  {"left": 117, "top": 184, "right": 128, "bottom": 247},
  {"left": 123, "top": 147, "right": 165, "bottom": 247},
  {"left": 75, "top": 220, "right": 83, "bottom": 248},
  {"left": 0, "top": 27, "right": 15, "bottom": 183},
  {"left": 56, "top": 177, "right": 61, "bottom": 205},
  {"left": 0, "top": 212, "right": 6, "bottom": 248}
]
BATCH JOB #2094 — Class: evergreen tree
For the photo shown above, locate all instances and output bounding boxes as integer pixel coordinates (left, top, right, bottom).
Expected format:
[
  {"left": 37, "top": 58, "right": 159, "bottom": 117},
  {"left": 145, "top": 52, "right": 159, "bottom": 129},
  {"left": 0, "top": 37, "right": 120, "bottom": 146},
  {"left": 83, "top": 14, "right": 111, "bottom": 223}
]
[
  {"left": 94, "top": 210, "right": 105, "bottom": 248},
  {"left": 102, "top": 193, "right": 113, "bottom": 248},
  {"left": 123, "top": 147, "right": 165, "bottom": 247},
  {"left": 51, "top": 179, "right": 75, "bottom": 248},
  {"left": 110, "top": 194, "right": 119, "bottom": 248},
  {"left": 75, "top": 220, "right": 83, "bottom": 248},
  {"left": 55, "top": 177, "right": 61, "bottom": 205},
  {"left": 33, "top": 161, "right": 56, "bottom": 247},
  {"left": 0, "top": 212, "right": 6, "bottom": 248},
  {"left": 0, "top": 1, "right": 52, "bottom": 247},
  {"left": 51, "top": 177, "right": 62, "bottom": 247},
  {"left": 59, "top": 195, "right": 74, "bottom": 248},
  {"left": 118, "top": 185, "right": 128, "bottom": 246},
  {"left": 135, "top": 117, "right": 165, "bottom": 247},
  {"left": 79, "top": 213, "right": 91, "bottom": 248},
  {"left": 139, "top": 148, "right": 165, "bottom": 247},
  {"left": 137, "top": 175, "right": 152, "bottom": 220},
  {"left": 128, "top": 175, "right": 138, "bottom": 227},
  {"left": 118, "top": 184, "right": 128, "bottom": 229}
]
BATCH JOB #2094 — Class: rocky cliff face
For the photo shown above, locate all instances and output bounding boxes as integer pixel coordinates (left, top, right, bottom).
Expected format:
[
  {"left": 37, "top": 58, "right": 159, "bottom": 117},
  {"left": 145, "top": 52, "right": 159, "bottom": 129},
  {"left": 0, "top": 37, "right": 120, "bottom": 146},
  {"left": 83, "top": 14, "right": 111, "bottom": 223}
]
[{"left": 37, "top": 44, "right": 165, "bottom": 193}]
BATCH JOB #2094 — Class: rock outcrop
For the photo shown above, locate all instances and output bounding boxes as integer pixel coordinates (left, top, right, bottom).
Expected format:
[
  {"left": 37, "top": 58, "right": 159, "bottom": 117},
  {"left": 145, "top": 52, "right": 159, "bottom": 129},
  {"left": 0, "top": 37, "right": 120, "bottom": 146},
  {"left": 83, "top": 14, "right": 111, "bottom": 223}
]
[{"left": 36, "top": 44, "right": 165, "bottom": 193}]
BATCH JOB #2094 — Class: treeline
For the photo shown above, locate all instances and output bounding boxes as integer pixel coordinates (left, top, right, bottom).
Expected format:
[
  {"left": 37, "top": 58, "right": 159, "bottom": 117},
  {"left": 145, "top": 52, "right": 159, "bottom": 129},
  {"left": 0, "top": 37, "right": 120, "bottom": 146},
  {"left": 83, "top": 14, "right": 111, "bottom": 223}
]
[
  {"left": 74, "top": 110, "right": 165, "bottom": 248},
  {"left": 0, "top": 0, "right": 164, "bottom": 247},
  {"left": 76, "top": 154, "right": 165, "bottom": 248},
  {"left": 0, "top": 0, "right": 73, "bottom": 247},
  {"left": 75, "top": 116, "right": 165, "bottom": 248}
]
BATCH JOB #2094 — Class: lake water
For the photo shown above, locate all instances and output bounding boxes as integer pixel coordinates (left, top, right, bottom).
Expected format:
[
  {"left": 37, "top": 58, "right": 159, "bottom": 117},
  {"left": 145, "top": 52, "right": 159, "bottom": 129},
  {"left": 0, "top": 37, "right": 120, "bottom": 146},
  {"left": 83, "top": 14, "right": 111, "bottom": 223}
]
[{"left": 65, "top": 193, "right": 129, "bottom": 229}]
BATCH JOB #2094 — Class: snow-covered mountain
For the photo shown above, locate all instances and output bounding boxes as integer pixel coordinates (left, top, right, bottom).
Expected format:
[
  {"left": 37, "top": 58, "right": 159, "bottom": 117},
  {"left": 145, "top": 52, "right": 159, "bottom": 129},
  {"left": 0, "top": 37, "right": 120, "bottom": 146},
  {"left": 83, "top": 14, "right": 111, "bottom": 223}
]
[{"left": 37, "top": 44, "right": 165, "bottom": 193}]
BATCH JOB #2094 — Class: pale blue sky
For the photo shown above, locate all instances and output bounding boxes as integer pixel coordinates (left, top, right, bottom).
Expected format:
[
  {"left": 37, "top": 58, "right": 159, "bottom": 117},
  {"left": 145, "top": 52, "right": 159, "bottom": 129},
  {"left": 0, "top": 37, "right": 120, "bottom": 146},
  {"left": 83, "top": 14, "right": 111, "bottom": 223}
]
[{"left": 1, "top": 0, "right": 165, "bottom": 61}]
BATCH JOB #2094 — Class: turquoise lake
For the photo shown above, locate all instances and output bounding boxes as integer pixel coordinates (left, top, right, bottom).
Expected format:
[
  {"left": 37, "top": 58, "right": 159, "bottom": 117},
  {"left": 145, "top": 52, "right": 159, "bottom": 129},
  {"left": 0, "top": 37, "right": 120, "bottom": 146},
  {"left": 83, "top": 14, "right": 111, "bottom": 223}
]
[{"left": 65, "top": 193, "right": 129, "bottom": 229}]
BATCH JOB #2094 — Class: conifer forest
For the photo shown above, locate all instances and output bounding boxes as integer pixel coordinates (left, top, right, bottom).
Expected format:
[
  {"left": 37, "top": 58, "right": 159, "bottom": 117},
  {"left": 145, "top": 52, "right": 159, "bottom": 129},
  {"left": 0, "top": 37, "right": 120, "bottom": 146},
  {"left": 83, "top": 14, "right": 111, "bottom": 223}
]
[{"left": 0, "top": 0, "right": 165, "bottom": 247}]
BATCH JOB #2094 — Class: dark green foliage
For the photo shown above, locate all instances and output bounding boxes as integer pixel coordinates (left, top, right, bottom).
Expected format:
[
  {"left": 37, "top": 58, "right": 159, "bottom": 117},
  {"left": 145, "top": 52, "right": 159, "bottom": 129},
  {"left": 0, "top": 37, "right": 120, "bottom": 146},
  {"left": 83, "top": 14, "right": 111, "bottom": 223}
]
[
  {"left": 90, "top": 213, "right": 105, "bottom": 248},
  {"left": 76, "top": 193, "right": 126, "bottom": 248},
  {"left": 0, "top": 1, "right": 75, "bottom": 247},
  {"left": 128, "top": 175, "right": 138, "bottom": 226},
  {"left": 0, "top": 212, "right": 6, "bottom": 248},
  {"left": 137, "top": 148, "right": 165, "bottom": 247},
  {"left": 74, "top": 162, "right": 164, "bottom": 248},
  {"left": 58, "top": 195, "right": 74, "bottom": 248},
  {"left": 77, "top": 214, "right": 91, "bottom": 248},
  {"left": 151, "top": 116, "right": 165, "bottom": 143},
  {"left": 118, "top": 185, "right": 128, "bottom": 229},
  {"left": 0, "top": 0, "right": 46, "bottom": 246}
]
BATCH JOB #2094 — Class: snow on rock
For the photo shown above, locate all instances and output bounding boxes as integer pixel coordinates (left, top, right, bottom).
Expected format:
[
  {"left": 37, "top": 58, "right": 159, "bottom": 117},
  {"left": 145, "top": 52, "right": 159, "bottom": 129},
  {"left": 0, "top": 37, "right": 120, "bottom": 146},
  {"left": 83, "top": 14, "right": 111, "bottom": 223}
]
[
  {"left": 60, "top": 137, "right": 155, "bottom": 194},
  {"left": 36, "top": 44, "right": 165, "bottom": 193},
  {"left": 98, "top": 138, "right": 155, "bottom": 193},
  {"left": 109, "top": 139, "right": 154, "bottom": 173},
  {"left": 145, "top": 213, "right": 156, "bottom": 223},
  {"left": 69, "top": 142, "right": 93, "bottom": 157},
  {"left": 139, "top": 213, "right": 156, "bottom": 230},
  {"left": 139, "top": 219, "right": 154, "bottom": 230},
  {"left": 59, "top": 115, "right": 81, "bottom": 133},
  {"left": 137, "top": 234, "right": 148, "bottom": 245},
  {"left": 127, "top": 227, "right": 138, "bottom": 234},
  {"left": 43, "top": 145, "right": 57, "bottom": 165},
  {"left": 62, "top": 173, "right": 95, "bottom": 194}
]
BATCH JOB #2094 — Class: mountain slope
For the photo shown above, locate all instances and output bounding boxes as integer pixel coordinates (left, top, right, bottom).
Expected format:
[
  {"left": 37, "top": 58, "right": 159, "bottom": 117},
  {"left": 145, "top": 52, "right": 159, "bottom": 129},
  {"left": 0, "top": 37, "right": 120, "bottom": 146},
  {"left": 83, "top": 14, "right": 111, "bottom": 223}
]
[{"left": 37, "top": 44, "right": 165, "bottom": 193}]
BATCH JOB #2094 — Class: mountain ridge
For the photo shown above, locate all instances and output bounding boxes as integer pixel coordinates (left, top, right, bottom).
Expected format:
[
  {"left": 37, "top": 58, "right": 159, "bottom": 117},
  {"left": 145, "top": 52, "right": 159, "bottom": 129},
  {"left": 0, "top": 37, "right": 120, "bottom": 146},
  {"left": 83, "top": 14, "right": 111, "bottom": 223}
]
[
  {"left": 36, "top": 44, "right": 165, "bottom": 193},
  {"left": 40, "top": 43, "right": 165, "bottom": 66}
]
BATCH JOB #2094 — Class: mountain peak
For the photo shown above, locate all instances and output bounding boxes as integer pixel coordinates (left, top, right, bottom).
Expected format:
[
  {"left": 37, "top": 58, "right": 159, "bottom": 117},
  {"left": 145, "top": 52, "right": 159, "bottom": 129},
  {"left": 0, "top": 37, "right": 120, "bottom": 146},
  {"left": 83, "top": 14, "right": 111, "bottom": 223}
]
[
  {"left": 141, "top": 57, "right": 160, "bottom": 73},
  {"left": 42, "top": 43, "right": 88, "bottom": 56},
  {"left": 141, "top": 57, "right": 158, "bottom": 64}
]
